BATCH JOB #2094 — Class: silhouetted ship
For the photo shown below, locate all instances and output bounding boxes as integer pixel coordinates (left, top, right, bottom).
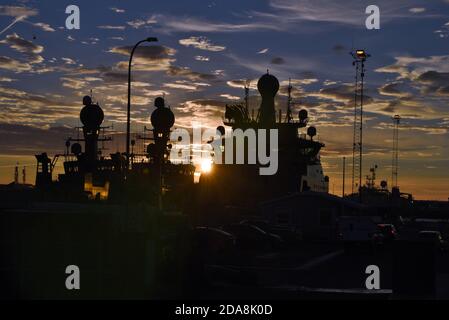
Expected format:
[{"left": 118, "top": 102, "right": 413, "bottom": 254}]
[
  {"left": 29, "top": 73, "right": 327, "bottom": 210},
  {"left": 197, "top": 73, "right": 329, "bottom": 218}
]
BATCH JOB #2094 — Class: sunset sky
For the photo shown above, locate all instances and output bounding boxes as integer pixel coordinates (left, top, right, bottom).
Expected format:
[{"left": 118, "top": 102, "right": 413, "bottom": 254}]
[{"left": 0, "top": 0, "right": 448, "bottom": 200}]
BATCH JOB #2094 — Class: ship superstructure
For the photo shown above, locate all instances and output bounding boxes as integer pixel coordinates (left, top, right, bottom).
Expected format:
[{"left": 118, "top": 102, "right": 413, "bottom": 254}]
[
  {"left": 198, "top": 72, "right": 329, "bottom": 210},
  {"left": 34, "top": 95, "right": 195, "bottom": 209}
]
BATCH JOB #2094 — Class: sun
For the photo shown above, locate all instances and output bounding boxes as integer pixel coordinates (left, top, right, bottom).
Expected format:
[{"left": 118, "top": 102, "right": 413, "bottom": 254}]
[{"left": 200, "top": 159, "right": 212, "bottom": 173}]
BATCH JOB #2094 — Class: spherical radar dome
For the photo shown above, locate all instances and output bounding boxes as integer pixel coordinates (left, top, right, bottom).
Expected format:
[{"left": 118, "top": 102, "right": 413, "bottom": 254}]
[
  {"left": 307, "top": 126, "right": 317, "bottom": 138},
  {"left": 151, "top": 98, "right": 175, "bottom": 130},
  {"left": 257, "top": 73, "right": 279, "bottom": 96},
  {"left": 80, "top": 97, "right": 104, "bottom": 129},
  {"left": 298, "top": 109, "right": 308, "bottom": 121}
]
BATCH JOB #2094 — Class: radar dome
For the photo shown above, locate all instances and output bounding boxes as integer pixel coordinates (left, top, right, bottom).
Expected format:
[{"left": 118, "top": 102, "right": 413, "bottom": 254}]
[
  {"left": 298, "top": 109, "right": 308, "bottom": 121},
  {"left": 80, "top": 102, "right": 104, "bottom": 129},
  {"left": 307, "top": 126, "right": 317, "bottom": 138},
  {"left": 257, "top": 73, "right": 279, "bottom": 97},
  {"left": 151, "top": 106, "right": 175, "bottom": 130}
]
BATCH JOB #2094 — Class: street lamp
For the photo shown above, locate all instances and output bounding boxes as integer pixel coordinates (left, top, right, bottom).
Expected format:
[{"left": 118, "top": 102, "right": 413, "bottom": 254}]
[{"left": 126, "top": 37, "right": 158, "bottom": 170}]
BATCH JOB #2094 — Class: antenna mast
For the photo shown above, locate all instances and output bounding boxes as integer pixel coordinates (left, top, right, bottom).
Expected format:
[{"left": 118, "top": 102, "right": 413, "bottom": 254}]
[
  {"left": 392, "top": 115, "right": 401, "bottom": 188},
  {"left": 244, "top": 80, "right": 249, "bottom": 114},
  {"left": 286, "top": 78, "right": 293, "bottom": 123},
  {"left": 14, "top": 162, "right": 19, "bottom": 184},
  {"left": 350, "top": 49, "right": 370, "bottom": 201}
]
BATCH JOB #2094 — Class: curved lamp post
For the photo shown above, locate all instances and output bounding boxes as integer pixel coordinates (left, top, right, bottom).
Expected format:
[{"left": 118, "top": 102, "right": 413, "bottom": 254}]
[{"left": 126, "top": 37, "right": 158, "bottom": 170}]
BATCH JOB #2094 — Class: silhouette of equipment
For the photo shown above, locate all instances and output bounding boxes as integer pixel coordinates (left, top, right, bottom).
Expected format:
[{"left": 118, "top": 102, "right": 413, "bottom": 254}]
[{"left": 257, "top": 73, "right": 279, "bottom": 126}]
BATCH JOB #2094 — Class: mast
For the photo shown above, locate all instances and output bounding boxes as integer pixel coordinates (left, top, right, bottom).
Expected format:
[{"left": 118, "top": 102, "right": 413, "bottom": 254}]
[
  {"left": 392, "top": 115, "right": 401, "bottom": 188},
  {"left": 286, "top": 78, "right": 293, "bottom": 123},
  {"left": 244, "top": 80, "right": 249, "bottom": 115},
  {"left": 350, "top": 49, "right": 370, "bottom": 202}
]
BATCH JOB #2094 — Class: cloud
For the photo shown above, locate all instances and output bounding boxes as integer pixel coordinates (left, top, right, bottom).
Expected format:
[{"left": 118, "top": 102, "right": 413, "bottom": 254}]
[
  {"left": 163, "top": 82, "right": 198, "bottom": 91},
  {"left": 127, "top": 16, "right": 158, "bottom": 29},
  {"left": 323, "top": 80, "right": 338, "bottom": 86},
  {"left": 101, "top": 70, "right": 128, "bottom": 83},
  {"left": 159, "top": 15, "right": 281, "bottom": 33},
  {"left": 166, "top": 66, "right": 217, "bottom": 81},
  {"left": 332, "top": 44, "right": 347, "bottom": 54},
  {"left": 226, "top": 79, "right": 257, "bottom": 90},
  {"left": 31, "top": 22, "right": 55, "bottom": 32},
  {"left": 0, "top": 33, "right": 44, "bottom": 64},
  {"left": 98, "top": 25, "right": 126, "bottom": 30},
  {"left": 416, "top": 71, "right": 449, "bottom": 96},
  {"left": 0, "top": 56, "right": 32, "bottom": 72},
  {"left": 0, "top": 6, "right": 39, "bottom": 35},
  {"left": 271, "top": 57, "right": 285, "bottom": 65},
  {"left": 373, "top": 121, "right": 448, "bottom": 135},
  {"left": 0, "top": 5, "right": 38, "bottom": 18},
  {"left": 281, "top": 78, "right": 318, "bottom": 86},
  {"left": 376, "top": 55, "right": 449, "bottom": 99},
  {"left": 0, "top": 33, "right": 43, "bottom": 54},
  {"left": 110, "top": 7, "right": 125, "bottom": 13},
  {"left": 179, "top": 36, "right": 226, "bottom": 52},
  {"left": 376, "top": 55, "right": 449, "bottom": 79},
  {"left": 127, "top": 20, "right": 147, "bottom": 29},
  {"left": 277, "top": 78, "right": 317, "bottom": 97},
  {"left": 309, "top": 84, "right": 372, "bottom": 104},
  {"left": 368, "top": 95, "right": 449, "bottom": 120},
  {"left": 0, "top": 86, "right": 80, "bottom": 126},
  {"left": 60, "top": 77, "right": 88, "bottom": 89},
  {"left": 135, "top": 1, "right": 435, "bottom": 37},
  {"left": 0, "top": 77, "right": 16, "bottom": 82},
  {"left": 0, "top": 123, "right": 76, "bottom": 155},
  {"left": 409, "top": 7, "right": 426, "bottom": 13},
  {"left": 175, "top": 99, "right": 225, "bottom": 129},
  {"left": 61, "top": 57, "right": 76, "bottom": 65},
  {"left": 194, "top": 55, "right": 209, "bottom": 61},
  {"left": 378, "top": 82, "right": 411, "bottom": 98},
  {"left": 265, "top": 0, "right": 432, "bottom": 26},
  {"left": 109, "top": 45, "right": 176, "bottom": 71},
  {"left": 220, "top": 94, "right": 240, "bottom": 100}
]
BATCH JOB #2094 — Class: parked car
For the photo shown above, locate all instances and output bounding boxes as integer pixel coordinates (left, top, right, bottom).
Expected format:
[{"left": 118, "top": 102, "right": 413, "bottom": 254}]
[
  {"left": 375, "top": 224, "right": 397, "bottom": 242},
  {"left": 194, "top": 226, "right": 236, "bottom": 257},
  {"left": 240, "top": 219, "right": 300, "bottom": 245},
  {"left": 221, "top": 223, "right": 282, "bottom": 250},
  {"left": 239, "top": 219, "right": 272, "bottom": 232},
  {"left": 338, "top": 216, "right": 379, "bottom": 245}
]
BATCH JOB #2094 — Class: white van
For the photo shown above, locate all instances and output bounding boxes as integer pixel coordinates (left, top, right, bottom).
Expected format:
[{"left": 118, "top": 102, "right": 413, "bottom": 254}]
[{"left": 338, "top": 216, "right": 380, "bottom": 243}]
